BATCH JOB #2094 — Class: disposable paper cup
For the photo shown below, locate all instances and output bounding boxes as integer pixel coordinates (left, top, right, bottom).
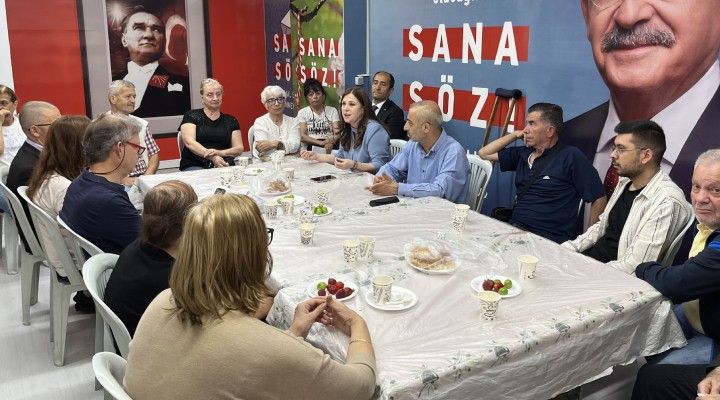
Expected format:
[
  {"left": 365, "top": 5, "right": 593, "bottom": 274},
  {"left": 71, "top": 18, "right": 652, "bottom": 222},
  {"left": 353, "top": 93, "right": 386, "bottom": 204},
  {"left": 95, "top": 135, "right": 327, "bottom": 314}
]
[
  {"left": 264, "top": 203, "right": 278, "bottom": 219},
  {"left": 358, "top": 236, "right": 376, "bottom": 261},
  {"left": 478, "top": 291, "right": 501, "bottom": 320},
  {"left": 451, "top": 212, "right": 467, "bottom": 232},
  {"left": 280, "top": 197, "right": 294, "bottom": 215},
  {"left": 234, "top": 156, "right": 250, "bottom": 167},
  {"left": 342, "top": 239, "right": 360, "bottom": 263},
  {"left": 317, "top": 188, "right": 330, "bottom": 204},
  {"left": 220, "top": 170, "right": 233, "bottom": 187},
  {"left": 455, "top": 204, "right": 470, "bottom": 215},
  {"left": 518, "top": 255, "right": 538, "bottom": 279},
  {"left": 371, "top": 275, "right": 394, "bottom": 305},
  {"left": 299, "top": 223, "right": 315, "bottom": 245},
  {"left": 283, "top": 167, "right": 295, "bottom": 181},
  {"left": 231, "top": 166, "right": 245, "bottom": 186}
]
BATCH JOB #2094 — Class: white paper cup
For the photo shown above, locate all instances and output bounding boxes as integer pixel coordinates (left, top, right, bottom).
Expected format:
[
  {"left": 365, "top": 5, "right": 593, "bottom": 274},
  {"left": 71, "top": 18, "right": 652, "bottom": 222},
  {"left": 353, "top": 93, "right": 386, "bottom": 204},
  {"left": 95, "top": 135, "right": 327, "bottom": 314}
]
[
  {"left": 343, "top": 239, "right": 360, "bottom": 263},
  {"left": 455, "top": 204, "right": 470, "bottom": 215},
  {"left": 299, "top": 223, "right": 315, "bottom": 245},
  {"left": 220, "top": 170, "right": 233, "bottom": 187},
  {"left": 371, "top": 275, "right": 394, "bottom": 305},
  {"left": 264, "top": 203, "right": 278, "bottom": 219},
  {"left": 283, "top": 167, "right": 295, "bottom": 181},
  {"left": 317, "top": 188, "right": 330, "bottom": 204},
  {"left": 231, "top": 166, "right": 245, "bottom": 186},
  {"left": 518, "top": 255, "right": 538, "bottom": 279},
  {"left": 451, "top": 212, "right": 467, "bottom": 232},
  {"left": 234, "top": 156, "right": 250, "bottom": 167},
  {"left": 358, "top": 236, "right": 376, "bottom": 261},
  {"left": 280, "top": 197, "right": 294, "bottom": 215},
  {"left": 478, "top": 291, "right": 501, "bottom": 320}
]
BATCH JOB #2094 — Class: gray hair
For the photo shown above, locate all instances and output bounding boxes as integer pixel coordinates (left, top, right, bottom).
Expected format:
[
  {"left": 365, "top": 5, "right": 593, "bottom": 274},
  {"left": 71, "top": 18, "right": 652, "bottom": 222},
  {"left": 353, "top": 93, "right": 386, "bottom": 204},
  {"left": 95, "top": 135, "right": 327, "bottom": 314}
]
[
  {"left": 260, "top": 85, "right": 286, "bottom": 104},
  {"left": 83, "top": 113, "right": 142, "bottom": 164},
  {"left": 200, "top": 78, "right": 223, "bottom": 95},
  {"left": 108, "top": 80, "right": 135, "bottom": 98},
  {"left": 409, "top": 100, "right": 442, "bottom": 129},
  {"left": 18, "top": 101, "right": 60, "bottom": 135},
  {"left": 695, "top": 149, "right": 720, "bottom": 169}
]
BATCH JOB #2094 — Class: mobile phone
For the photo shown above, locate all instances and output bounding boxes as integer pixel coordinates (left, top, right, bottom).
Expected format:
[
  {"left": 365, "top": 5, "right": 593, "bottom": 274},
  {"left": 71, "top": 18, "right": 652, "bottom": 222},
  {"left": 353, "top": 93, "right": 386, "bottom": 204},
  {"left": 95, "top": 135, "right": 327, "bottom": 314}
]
[
  {"left": 369, "top": 196, "right": 400, "bottom": 207},
  {"left": 214, "top": 188, "right": 226, "bottom": 194},
  {"left": 310, "top": 175, "right": 336, "bottom": 182}
]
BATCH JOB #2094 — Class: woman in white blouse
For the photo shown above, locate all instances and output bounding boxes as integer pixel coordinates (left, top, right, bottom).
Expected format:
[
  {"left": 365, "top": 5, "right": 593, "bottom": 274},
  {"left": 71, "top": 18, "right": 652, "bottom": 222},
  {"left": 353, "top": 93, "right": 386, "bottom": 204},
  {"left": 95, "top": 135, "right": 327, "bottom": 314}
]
[
  {"left": 0, "top": 85, "right": 25, "bottom": 168},
  {"left": 252, "top": 86, "right": 301, "bottom": 161}
]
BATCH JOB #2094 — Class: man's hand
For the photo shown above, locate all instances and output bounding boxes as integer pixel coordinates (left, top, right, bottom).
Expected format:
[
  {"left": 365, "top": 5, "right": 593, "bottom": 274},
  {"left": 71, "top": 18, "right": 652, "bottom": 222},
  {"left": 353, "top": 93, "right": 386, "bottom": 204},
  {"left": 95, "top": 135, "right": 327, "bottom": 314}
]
[
  {"left": 369, "top": 173, "right": 399, "bottom": 195},
  {"left": 255, "top": 139, "right": 279, "bottom": 153},
  {"left": 698, "top": 367, "right": 720, "bottom": 396}
]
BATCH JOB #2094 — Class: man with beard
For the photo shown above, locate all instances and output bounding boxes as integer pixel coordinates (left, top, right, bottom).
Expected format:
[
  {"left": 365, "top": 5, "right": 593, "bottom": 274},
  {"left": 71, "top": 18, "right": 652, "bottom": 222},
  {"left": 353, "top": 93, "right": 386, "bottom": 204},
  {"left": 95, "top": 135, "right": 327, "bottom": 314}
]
[{"left": 562, "top": 120, "right": 692, "bottom": 273}]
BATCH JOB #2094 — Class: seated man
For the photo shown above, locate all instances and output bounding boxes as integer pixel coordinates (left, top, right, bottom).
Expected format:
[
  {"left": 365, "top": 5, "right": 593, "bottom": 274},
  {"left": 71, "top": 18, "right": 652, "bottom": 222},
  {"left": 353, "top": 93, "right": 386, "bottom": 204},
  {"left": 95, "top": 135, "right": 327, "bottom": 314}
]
[
  {"left": 636, "top": 149, "right": 720, "bottom": 365},
  {"left": 368, "top": 100, "right": 470, "bottom": 204},
  {"left": 562, "top": 120, "right": 692, "bottom": 273},
  {"left": 59, "top": 113, "right": 142, "bottom": 254},
  {"left": 631, "top": 353, "right": 720, "bottom": 400},
  {"left": 479, "top": 103, "right": 606, "bottom": 243}
]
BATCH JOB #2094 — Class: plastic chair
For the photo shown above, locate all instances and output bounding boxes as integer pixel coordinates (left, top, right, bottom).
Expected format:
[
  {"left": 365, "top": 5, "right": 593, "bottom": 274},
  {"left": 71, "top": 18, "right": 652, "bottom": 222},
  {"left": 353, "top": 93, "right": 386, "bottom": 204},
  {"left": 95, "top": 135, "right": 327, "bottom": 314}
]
[
  {"left": 0, "top": 181, "right": 43, "bottom": 325},
  {"left": 83, "top": 254, "right": 131, "bottom": 359},
  {"left": 390, "top": 139, "right": 407, "bottom": 158},
  {"left": 56, "top": 215, "right": 104, "bottom": 267},
  {"left": 658, "top": 214, "right": 695, "bottom": 266},
  {"left": 1, "top": 166, "right": 20, "bottom": 274},
  {"left": 248, "top": 125, "right": 256, "bottom": 159},
  {"left": 467, "top": 155, "right": 493, "bottom": 212},
  {"left": 19, "top": 186, "right": 87, "bottom": 366},
  {"left": 92, "top": 352, "right": 133, "bottom": 400},
  {"left": 176, "top": 130, "right": 183, "bottom": 155}
]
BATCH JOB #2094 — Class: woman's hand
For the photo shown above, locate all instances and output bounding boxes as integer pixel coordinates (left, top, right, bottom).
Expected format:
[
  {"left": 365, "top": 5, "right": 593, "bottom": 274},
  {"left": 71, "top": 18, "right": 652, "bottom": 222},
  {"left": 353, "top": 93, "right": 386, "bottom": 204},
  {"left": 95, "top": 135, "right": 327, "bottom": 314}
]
[
  {"left": 334, "top": 157, "right": 355, "bottom": 170},
  {"left": 318, "top": 296, "right": 359, "bottom": 336},
  {"left": 289, "top": 297, "right": 328, "bottom": 338},
  {"left": 211, "top": 155, "right": 229, "bottom": 168},
  {"left": 300, "top": 149, "right": 318, "bottom": 161},
  {"left": 256, "top": 139, "right": 279, "bottom": 153}
]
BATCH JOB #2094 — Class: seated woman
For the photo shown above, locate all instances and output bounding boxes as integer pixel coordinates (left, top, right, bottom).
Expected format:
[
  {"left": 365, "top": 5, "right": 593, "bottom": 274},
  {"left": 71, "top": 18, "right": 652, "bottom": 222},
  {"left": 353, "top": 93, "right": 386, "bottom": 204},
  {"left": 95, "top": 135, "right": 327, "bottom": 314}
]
[
  {"left": 124, "top": 194, "right": 376, "bottom": 399},
  {"left": 252, "top": 85, "right": 301, "bottom": 161},
  {"left": 300, "top": 87, "right": 390, "bottom": 173},
  {"left": 297, "top": 78, "right": 341, "bottom": 152},
  {"left": 26, "top": 115, "right": 91, "bottom": 311},
  {"left": 0, "top": 84, "right": 24, "bottom": 168},
  {"left": 179, "top": 78, "right": 244, "bottom": 171},
  {"left": 103, "top": 180, "right": 197, "bottom": 336}
]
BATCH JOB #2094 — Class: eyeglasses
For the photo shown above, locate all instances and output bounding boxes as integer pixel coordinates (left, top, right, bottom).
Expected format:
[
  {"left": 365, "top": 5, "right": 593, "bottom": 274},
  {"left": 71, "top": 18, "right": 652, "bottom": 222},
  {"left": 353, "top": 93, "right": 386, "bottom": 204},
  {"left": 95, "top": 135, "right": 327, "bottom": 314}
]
[
  {"left": 34, "top": 123, "right": 54, "bottom": 127},
  {"left": 267, "top": 227, "right": 274, "bottom": 245},
  {"left": 124, "top": 141, "right": 146, "bottom": 155},
  {"left": 589, "top": 0, "right": 623, "bottom": 11},
  {"left": 611, "top": 145, "right": 647, "bottom": 155},
  {"left": 265, "top": 97, "right": 285, "bottom": 105}
]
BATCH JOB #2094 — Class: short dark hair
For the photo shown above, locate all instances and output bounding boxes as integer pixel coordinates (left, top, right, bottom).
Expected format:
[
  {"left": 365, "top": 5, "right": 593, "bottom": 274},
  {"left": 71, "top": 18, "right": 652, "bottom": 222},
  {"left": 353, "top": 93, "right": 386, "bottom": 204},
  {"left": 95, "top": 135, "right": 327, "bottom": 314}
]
[
  {"left": 141, "top": 180, "right": 197, "bottom": 249},
  {"left": 614, "top": 119, "right": 666, "bottom": 165},
  {"left": 0, "top": 84, "right": 17, "bottom": 102},
  {"left": 120, "top": 6, "right": 162, "bottom": 34},
  {"left": 302, "top": 78, "right": 326, "bottom": 99},
  {"left": 373, "top": 71, "right": 395, "bottom": 89},
  {"left": 528, "top": 103, "right": 563, "bottom": 135}
]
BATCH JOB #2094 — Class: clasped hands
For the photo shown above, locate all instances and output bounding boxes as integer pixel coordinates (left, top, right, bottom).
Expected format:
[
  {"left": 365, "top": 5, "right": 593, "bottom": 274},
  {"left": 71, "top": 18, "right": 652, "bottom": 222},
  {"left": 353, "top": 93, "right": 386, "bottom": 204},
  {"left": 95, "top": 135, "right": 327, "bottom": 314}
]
[
  {"left": 289, "top": 296, "right": 356, "bottom": 339},
  {"left": 203, "top": 148, "right": 229, "bottom": 168},
  {"left": 697, "top": 367, "right": 720, "bottom": 399},
  {"left": 368, "top": 172, "right": 399, "bottom": 195}
]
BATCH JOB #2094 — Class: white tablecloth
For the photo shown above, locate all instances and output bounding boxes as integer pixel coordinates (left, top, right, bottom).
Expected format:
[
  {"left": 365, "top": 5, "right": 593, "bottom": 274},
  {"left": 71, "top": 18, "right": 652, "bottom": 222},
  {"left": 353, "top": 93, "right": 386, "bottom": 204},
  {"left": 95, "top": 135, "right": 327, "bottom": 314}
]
[{"left": 137, "top": 160, "right": 685, "bottom": 400}]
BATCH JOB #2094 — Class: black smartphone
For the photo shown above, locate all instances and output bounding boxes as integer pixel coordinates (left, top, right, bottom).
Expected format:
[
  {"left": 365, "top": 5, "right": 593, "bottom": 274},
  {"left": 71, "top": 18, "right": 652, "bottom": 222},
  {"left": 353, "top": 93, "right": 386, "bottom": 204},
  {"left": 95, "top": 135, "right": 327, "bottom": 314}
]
[
  {"left": 369, "top": 196, "right": 400, "bottom": 207},
  {"left": 310, "top": 175, "right": 336, "bottom": 182},
  {"left": 214, "top": 188, "right": 226, "bottom": 194}
]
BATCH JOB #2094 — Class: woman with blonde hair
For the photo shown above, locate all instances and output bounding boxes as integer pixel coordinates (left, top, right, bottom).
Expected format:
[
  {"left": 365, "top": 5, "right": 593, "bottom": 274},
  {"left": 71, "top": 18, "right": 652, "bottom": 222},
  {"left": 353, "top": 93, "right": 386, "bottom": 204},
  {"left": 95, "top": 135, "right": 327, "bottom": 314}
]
[{"left": 125, "top": 194, "right": 376, "bottom": 399}]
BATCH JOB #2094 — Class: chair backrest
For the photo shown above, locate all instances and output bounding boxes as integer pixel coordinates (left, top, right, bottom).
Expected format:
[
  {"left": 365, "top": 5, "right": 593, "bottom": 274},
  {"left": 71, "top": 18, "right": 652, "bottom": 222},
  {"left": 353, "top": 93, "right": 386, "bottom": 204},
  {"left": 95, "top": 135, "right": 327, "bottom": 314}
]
[
  {"left": 18, "top": 186, "right": 85, "bottom": 285},
  {"left": 659, "top": 214, "right": 695, "bottom": 266},
  {"left": 248, "top": 125, "right": 255, "bottom": 157},
  {"left": 84, "top": 253, "right": 131, "bottom": 357},
  {"left": 467, "top": 155, "right": 493, "bottom": 212},
  {"left": 0, "top": 173, "right": 45, "bottom": 258},
  {"left": 177, "top": 130, "right": 183, "bottom": 155},
  {"left": 389, "top": 139, "right": 407, "bottom": 158},
  {"left": 56, "top": 215, "right": 104, "bottom": 265},
  {"left": 92, "top": 352, "right": 133, "bottom": 400}
]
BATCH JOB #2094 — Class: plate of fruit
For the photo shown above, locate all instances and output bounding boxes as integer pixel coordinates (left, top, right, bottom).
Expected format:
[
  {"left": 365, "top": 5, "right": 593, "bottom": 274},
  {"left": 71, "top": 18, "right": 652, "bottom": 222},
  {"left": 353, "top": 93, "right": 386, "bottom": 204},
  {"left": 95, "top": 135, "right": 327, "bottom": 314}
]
[
  {"left": 273, "top": 194, "right": 305, "bottom": 206},
  {"left": 312, "top": 204, "right": 332, "bottom": 216},
  {"left": 470, "top": 275, "right": 522, "bottom": 298},
  {"left": 307, "top": 277, "right": 358, "bottom": 301}
]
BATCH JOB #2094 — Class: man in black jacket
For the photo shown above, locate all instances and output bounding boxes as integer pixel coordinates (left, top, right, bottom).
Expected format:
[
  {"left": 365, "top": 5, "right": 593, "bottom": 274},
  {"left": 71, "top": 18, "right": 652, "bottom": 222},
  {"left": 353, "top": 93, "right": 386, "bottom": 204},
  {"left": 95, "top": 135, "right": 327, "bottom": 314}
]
[{"left": 371, "top": 71, "right": 406, "bottom": 140}]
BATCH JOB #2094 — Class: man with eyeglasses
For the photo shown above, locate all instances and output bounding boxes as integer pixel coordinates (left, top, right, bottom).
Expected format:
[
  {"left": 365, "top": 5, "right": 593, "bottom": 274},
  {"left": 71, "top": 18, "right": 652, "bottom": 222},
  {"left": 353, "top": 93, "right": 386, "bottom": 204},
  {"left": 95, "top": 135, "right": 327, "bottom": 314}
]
[
  {"left": 60, "top": 113, "right": 143, "bottom": 254},
  {"left": 105, "top": 80, "right": 160, "bottom": 187},
  {"left": 563, "top": 0, "right": 720, "bottom": 204},
  {"left": 561, "top": 120, "right": 691, "bottom": 273}
]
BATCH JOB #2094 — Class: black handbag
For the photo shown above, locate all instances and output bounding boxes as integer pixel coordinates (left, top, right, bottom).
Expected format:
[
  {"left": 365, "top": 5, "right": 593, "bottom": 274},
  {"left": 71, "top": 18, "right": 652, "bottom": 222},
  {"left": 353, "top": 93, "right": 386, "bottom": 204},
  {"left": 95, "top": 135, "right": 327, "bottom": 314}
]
[{"left": 490, "top": 207, "right": 514, "bottom": 222}]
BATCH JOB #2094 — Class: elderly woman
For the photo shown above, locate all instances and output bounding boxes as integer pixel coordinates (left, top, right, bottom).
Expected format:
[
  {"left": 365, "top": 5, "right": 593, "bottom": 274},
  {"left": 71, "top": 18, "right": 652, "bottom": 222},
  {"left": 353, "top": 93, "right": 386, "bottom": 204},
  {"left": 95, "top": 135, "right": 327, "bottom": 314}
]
[
  {"left": 104, "top": 180, "right": 197, "bottom": 336},
  {"left": 0, "top": 84, "right": 24, "bottom": 167},
  {"left": 298, "top": 78, "right": 341, "bottom": 152},
  {"left": 300, "top": 87, "right": 390, "bottom": 173},
  {"left": 124, "top": 194, "right": 376, "bottom": 399},
  {"left": 180, "top": 78, "right": 244, "bottom": 171},
  {"left": 252, "top": 85, "right": 301, "bottom": 161}
]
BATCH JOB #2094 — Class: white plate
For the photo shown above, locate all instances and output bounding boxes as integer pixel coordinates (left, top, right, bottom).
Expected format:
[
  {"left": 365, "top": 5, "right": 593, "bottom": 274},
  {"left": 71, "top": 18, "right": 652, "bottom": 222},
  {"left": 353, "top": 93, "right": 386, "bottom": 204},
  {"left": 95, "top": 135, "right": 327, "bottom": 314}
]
[
  {"left": 273, "top": 194, "right": 305, "bottom": 205},
  {"left": 470, "top": 275, "right": 523, "bottom": 298},
  {"left": 245, "top": 167, "right": 266, "bottom": 176},
  {"left": 311, "top": 205, "right": 333, "bottom": 217},
  {"left": 262, "top": 186, "right": 291, "bottom": 196},
  {"left": 307, "top": 279, "right": 358, "bottom": 301},
  {"left": 365, "top": 286, "right": 418, "bottom": 311}
]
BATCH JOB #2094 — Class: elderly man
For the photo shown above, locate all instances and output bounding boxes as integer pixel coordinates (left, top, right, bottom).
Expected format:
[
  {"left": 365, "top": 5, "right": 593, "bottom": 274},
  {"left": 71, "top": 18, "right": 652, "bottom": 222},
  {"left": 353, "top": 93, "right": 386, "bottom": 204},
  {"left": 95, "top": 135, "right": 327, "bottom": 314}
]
[
  {"left": 7, "top": 101, "right": 60, "bottom": 251},
  {"left": 479, "top": 103, "right": 606, "bottom": 243},
  {"left": 565, "top": 0, "right": 720, "bottom": 199},
  {"left": 105, "top": 80, "right": 159, "bottom": 186},
  {"left": 369, "top": 100, "right": 470, "bottom": 204},
  {"left": 636, "top": 149, "right": 720, "bottom": 366},
  {"left": 112, "top": 6, "right": 190, "bottom": 118},
  {"left": 371, "top": 71, "right": 405, "bottom": 140},
  {"left": 562, "top": 120, "right": 692, "bottom": 273},
  {"left": 59, "top": 114, "right": 142, "bottom": 255}
]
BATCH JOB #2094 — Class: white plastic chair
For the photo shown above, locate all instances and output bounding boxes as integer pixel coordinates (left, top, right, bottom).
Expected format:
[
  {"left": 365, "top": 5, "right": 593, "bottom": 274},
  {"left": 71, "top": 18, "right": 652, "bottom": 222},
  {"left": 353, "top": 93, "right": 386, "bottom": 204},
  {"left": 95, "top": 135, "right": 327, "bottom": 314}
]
[
  {"left": 390, "top": 139, "right": 407, "bottom": 158},
  {"left": 92, "top": 352, "right": 133, "bottom": 400},
  {"left": 467, "top": 154, "right": 493, "bottom": 212},
  {"left": 56, "top": 215, "right": 104, "bottom": 267},
  {"left": 247, "top": 125, "right": 256, "bottom": 159},
  {"left": 19, "top": 186, "right": 87, "bottom": 366},
  {"left": 176, "top": 130, "right": 183, "bottom": 155},
  {"left": 1, "top": 166, "right": 19, "bottom": 275},
  {"left": 83, "top": 254, "right": 131, "bottom": 359},
  {"left": 659, "top": 214, "right": 695, "bottom": 266},
  {"left": 0, "top": 182, "right": 43, "bottom": 325}
]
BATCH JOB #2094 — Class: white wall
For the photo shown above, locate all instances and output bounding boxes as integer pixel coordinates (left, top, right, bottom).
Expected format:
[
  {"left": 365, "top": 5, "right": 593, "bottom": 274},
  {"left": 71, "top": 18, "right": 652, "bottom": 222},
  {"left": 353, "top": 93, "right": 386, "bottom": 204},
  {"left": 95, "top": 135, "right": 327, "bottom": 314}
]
[{"left": 0, "top": 0, "right": 14, "bottom": 87}]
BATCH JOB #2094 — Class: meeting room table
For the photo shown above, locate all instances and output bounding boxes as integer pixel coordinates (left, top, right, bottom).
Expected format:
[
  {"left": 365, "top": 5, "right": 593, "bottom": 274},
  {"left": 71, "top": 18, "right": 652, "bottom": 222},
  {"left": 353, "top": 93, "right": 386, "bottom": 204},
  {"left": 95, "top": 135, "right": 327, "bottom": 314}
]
[{"left": 136, "top": 158, "right": 685, "bottom": 400}]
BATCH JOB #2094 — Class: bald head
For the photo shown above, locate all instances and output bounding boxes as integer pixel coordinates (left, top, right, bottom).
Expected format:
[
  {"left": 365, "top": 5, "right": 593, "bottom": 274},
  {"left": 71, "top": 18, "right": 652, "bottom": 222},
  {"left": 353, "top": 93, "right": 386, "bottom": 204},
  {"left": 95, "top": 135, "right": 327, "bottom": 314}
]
[
  {"left": 18, "top": 101, "right": 61, "bottom": 144},
  {"left": 409, "top": 100, "right": 443, "bottom": 132}
]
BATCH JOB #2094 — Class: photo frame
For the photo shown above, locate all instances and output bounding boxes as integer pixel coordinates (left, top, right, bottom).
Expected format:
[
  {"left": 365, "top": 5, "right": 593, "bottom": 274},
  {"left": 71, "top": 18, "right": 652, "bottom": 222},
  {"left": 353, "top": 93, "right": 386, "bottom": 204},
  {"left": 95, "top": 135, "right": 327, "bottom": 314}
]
[{"left": 78, "top": 0, "right": 209, "bottom": 135}]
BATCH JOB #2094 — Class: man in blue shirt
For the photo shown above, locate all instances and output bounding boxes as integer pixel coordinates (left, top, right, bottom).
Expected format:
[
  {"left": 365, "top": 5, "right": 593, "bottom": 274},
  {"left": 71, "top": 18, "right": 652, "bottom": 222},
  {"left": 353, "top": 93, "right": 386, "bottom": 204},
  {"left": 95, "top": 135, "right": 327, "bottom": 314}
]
[
  {"left": 369, "top": 100, "right": 470, "bottom": 204},
  {"left": 479, "top": 103, "right": 606, "bottom": 243}
]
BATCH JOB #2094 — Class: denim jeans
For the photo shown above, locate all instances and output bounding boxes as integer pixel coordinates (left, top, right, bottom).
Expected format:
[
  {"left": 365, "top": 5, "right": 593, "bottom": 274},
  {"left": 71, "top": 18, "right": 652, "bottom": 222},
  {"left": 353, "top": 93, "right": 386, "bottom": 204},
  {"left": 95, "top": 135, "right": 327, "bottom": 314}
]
[{"left": 645, "top": 304, "right": 717, "bottom": 365}]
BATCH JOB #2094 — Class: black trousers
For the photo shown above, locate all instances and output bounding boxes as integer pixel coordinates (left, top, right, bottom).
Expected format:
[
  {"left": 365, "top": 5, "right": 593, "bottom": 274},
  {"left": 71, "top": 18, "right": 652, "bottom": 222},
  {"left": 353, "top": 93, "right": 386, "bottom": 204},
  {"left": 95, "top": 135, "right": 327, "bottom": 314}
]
[{"left": 631, "top": 362, "right": 707, "bottom": 400}]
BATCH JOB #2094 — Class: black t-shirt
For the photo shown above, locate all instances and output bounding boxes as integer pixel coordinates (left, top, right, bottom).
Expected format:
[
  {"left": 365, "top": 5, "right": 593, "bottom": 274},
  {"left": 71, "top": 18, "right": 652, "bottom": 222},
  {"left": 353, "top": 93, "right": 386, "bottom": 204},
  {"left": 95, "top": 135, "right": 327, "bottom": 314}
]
[
  {"left": 583, "top": 184, "right": 642, "bottom": 263},
  {"left": 179, "top": 109, "right": 240, "bottom": 170}
]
